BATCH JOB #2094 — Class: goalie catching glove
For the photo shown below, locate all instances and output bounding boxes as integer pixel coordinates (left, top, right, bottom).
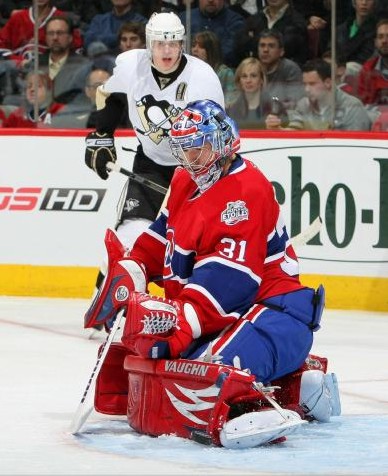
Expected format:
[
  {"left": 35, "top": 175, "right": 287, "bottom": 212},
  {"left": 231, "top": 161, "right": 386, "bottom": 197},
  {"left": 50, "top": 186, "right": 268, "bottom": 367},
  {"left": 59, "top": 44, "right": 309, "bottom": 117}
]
[
  {"left": 85, "top": 131, "right": 116, "bottom": 180},
  {"left": 122, "top": 293, "right": 200, "bottom": 359},
  {"left": 84, "top": 228, "right": 147, "bottom": 329}
]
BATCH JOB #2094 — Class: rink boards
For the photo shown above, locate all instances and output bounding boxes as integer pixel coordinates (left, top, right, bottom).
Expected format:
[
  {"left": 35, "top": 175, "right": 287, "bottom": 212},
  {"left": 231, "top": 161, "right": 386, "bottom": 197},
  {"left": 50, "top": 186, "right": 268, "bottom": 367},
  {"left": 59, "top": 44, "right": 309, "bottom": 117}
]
[{"left": 0, "top": 128, "right": 387, "bottom": 311}]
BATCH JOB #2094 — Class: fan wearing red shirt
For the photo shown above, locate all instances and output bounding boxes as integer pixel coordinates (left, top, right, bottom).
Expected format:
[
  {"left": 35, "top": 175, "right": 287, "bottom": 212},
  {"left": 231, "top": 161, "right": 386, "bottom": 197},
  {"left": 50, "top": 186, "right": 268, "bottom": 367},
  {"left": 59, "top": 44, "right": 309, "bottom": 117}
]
[{"left": 0, "top": 0, "right": 82, "bottom": 61}]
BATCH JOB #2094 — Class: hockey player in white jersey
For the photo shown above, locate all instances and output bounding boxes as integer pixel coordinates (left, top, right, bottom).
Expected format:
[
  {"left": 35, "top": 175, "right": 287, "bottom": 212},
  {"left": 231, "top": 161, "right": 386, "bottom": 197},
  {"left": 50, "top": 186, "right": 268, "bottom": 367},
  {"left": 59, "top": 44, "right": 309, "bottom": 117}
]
[{"left": 84, "top": 12, "right": 225, "bottom": 330}]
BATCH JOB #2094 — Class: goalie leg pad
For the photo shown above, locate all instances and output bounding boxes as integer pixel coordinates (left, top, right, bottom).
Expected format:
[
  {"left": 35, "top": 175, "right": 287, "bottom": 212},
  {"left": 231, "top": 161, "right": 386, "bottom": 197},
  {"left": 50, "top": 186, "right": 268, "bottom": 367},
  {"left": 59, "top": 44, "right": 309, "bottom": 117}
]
[
  {"left": 272, "top": 355, "right": 341, "bottom": 423},
  {"left": 300, "top": 370, "right": 341, "bottom": 422},
  {"left": 94, "top": 342, "right": 129, "bottom": 415},
  {"left": 123, "top": 355, "right": 304, "bottom": 448},
  {"left": 84, "top": 228, "right": 146, "bottom": 328}
]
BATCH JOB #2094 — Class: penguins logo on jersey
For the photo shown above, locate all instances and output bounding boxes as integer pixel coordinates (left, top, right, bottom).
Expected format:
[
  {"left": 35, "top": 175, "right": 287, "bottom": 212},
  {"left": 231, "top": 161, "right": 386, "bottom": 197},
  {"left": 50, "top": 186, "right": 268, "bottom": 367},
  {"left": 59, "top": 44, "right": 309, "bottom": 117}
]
[
  {"left": 124, "top": 198, "right": 140, "bottom": 212},
  {"left": 136, "top": 94, "right": 182, "bottom": 144}
]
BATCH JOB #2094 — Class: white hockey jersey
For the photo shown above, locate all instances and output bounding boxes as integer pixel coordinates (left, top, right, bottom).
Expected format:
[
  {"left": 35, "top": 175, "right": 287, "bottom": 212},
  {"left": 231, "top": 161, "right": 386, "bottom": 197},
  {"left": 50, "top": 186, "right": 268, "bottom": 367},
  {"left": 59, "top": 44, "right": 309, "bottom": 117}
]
[{"left": 103, "top": 49, "right": 225, "bottom": 166}]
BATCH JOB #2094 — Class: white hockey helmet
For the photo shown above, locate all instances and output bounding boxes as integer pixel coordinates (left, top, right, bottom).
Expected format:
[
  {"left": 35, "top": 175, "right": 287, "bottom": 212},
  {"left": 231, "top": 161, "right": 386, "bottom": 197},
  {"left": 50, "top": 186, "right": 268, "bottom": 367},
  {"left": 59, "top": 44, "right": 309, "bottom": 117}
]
[{"left": 145, "top": 12, "right": 185, "bottom": 51}]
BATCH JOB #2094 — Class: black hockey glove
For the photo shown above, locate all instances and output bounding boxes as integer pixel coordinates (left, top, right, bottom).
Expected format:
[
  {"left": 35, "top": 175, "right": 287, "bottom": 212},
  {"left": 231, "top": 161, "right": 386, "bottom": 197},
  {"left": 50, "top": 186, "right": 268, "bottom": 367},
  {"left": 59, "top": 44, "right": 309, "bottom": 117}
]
[{"left": 85, "top": 131, "right": 117, "bottom": 180}]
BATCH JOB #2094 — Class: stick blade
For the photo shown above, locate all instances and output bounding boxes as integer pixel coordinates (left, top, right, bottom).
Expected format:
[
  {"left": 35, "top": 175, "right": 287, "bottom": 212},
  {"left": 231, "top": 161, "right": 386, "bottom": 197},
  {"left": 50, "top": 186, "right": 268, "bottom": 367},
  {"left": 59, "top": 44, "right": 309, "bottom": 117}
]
[
  {"left": 69, "top": 311, "right": 124, "bottom": 435},
  {"left": 69, "top": 405, "right": 94, "bottom": 435}
]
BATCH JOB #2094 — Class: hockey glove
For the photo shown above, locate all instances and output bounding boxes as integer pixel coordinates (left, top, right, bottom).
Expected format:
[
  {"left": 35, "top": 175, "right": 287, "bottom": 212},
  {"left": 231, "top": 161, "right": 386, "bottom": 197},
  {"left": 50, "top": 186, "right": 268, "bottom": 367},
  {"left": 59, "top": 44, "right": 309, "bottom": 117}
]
[
  {"left": 122, "top": 292, "right": 199, "bottom": 359},
  {"left": 85, "top": 131, "right": 116, "bottom": 180},
  {"left": 84, "top": 228, "right": 147, "bottom": 329}
]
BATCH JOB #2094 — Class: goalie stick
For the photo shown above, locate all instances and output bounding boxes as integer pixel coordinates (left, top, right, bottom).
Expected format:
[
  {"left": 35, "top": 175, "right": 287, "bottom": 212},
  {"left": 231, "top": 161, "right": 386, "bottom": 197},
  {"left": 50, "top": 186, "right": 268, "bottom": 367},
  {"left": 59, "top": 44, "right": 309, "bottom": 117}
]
[
  {"left": 106, "top": 161, "right": 168, "bottom": 195},
  {"left": 290, "top": 216, "right": 322, "bottom": 247},
  {"left": 69, "top": 310, "right": 124, "bottom": 435}
]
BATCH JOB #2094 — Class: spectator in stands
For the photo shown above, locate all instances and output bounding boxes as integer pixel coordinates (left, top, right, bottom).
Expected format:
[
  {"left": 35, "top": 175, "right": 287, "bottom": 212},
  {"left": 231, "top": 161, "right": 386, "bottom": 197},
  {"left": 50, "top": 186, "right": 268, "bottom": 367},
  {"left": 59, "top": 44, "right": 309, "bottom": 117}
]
[
  {"left": 85, "top": 41, "right": 116, "bottom": 75},
  {"left": 266, "top": 59, "right": 371, "bottom": 131},
  {"left": 235, "top": 0, "right": 308, "bottom": 67},
  {"left": 0, "top": 1, "right": 83, "bottom": 104},
  {"left": 118, "top": 21, "right": 146, "bottom": 53},
  {"left": 327, "top": 0, "right": 354, "bottom": 25},
  {"left": 321, "top": 49, "right": 358, "bottom": 96},
  {"left": 0, "top": 58, "right": 21, "bottom": 106},
  {"left": 85, "top": 20, "right": 147, "bottom": 75},
  {"left": 179, "top": 0, "right": 245, "bottom": 68},
  {"left": 50, "top": 67, "right": 109, "bottom": 128},
  {"left": 83, "top": 68, "right": 112, "bottom": 128},
  {"left": 294, "top": 0, "right": 354, "bottom": 28},
  {"left": 292, "top": 0, "right": 331, "bottom": 59},
  {"left": 226, "top": 56, "right": 288, "bottom": 129},
  {"left": 358, "top": 19, "right": 388, "bottom": 106},
  {"left": 50, "top": 66, "right": 133, "bottom": 128},
  {"left": 229, "top": 0, "right": 260, "bottom": 18},
  {"left": 83, "top": 0, "right": 147, "bottom": 55},
  {"left": 83, "top": 67, "right": 128, "bottom": 129},
  {"left": 2, "top": 70, "right": 64, "bottom": 127},
  {"left": 37, "top": 16, "right": 91, "bottom": 104},
  {"left": 257, "top": 29, "right": 304, "bottom": 111},
  {"left": 158, "top": 1, "right": 198, "bottom": 13},
  {"left": 191, "top": 30, "right": 238, "bottom": 107},
  {"left": 376, "top": 0, "right": 388, "bottom": 18},
  {"left": 53, "top": 1, "right": 112, "bottom": 34},
  {"left": 335, "top": 0, "right": 377, "bottom": 67},
  {"left": 0, "top": 0, "right": 82, "bottom": 58}
]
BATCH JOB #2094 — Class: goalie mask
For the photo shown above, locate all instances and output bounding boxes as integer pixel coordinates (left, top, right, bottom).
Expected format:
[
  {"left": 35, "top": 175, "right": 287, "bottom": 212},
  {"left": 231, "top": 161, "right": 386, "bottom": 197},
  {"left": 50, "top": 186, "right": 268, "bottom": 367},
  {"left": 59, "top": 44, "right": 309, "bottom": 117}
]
[{"left": 169, "top": 99, "right": 240, "bottom": 192}]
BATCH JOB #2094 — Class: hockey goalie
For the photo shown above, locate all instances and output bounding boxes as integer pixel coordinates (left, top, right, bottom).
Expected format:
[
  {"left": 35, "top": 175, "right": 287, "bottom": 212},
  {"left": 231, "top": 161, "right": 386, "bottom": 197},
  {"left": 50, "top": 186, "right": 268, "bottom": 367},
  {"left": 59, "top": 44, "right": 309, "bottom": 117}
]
[{"left": 83, "top": 99, "right": 341, "bottom": 448}]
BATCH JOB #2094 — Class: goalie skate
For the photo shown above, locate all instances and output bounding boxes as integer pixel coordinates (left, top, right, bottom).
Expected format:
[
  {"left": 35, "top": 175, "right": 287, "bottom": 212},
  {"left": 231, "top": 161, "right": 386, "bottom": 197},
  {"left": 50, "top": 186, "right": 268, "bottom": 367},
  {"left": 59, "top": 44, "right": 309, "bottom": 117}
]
[{"left": 219, "top": 409, "right": 306, "bottom": 449}]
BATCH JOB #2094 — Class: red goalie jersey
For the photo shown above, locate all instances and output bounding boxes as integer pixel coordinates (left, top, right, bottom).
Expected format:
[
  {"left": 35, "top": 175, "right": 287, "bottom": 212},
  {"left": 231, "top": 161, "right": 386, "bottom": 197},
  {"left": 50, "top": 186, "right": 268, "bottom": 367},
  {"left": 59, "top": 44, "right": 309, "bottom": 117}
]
[{"left": 129, "top": 156, "right": 304, "bottom": 337}]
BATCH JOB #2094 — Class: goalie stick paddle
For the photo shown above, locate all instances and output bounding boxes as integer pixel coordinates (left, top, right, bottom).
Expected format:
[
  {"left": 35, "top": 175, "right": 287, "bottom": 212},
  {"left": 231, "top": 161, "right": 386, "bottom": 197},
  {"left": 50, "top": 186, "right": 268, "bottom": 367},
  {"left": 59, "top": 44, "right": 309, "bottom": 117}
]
[
  {"left": 290, "top": 216, "right": 322, "bottom": 247},
  {"left": 106, "top": 161, "right": 168, "bottom": 195},
  {"left": 69, "top": 310, "right": 124, "bottom": 435}
]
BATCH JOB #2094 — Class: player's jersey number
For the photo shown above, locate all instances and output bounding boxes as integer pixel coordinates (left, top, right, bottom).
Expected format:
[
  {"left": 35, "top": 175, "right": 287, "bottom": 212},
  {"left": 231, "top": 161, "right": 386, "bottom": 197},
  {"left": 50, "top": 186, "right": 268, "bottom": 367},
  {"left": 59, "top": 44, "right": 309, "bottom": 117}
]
[{"left": 219, "top": 238, "right": 247, "bottom": 262}]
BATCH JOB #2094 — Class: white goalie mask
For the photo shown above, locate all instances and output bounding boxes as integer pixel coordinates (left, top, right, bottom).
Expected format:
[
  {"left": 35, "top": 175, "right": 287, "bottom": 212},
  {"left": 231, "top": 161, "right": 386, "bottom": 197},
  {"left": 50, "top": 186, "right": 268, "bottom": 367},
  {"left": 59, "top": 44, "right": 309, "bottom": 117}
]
[{"left": 146, "top": 12, "right": 185, "bottom": 52}]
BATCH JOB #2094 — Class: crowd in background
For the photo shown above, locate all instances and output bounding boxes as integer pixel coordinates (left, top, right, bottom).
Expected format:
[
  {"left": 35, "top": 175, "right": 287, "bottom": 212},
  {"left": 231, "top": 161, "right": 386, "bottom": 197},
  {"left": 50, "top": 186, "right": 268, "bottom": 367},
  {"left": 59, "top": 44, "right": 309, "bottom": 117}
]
[{"left": 1, "top": 0, "right": 388, "bottom": 131}]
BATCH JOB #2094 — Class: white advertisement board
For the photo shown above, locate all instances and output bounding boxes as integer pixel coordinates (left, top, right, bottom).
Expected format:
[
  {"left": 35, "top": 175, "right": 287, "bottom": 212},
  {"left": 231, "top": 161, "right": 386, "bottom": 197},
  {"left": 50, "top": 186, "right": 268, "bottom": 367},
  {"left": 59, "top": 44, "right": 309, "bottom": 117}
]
[
  {"left": 1, "top": 130, "right": 388, "bottom": 308},
  {"left": 1, "top": 134, "right": 135, "bottom": 266},
  {"left": 239, "top": 137, "right": 388, "bottom": 278}
]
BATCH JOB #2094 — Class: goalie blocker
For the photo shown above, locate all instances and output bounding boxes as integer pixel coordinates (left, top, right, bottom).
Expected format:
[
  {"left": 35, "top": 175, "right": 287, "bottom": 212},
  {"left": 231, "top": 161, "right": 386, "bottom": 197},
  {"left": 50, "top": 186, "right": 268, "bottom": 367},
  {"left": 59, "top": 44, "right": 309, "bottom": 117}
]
[{"left": 94, "top": 344, "right": 341, "bottom": 448}]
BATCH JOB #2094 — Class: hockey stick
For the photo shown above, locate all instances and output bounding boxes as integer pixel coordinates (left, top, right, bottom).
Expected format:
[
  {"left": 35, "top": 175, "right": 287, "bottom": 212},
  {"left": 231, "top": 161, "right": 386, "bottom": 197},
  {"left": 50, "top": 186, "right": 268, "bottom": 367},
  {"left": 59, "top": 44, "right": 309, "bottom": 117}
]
[
  {"left": 69, "top": 310, "right": 124, "bottom": 435},
  {"left": 290, "top": 216, "right": 322, "bottom": 247},
  {"left": 106, "top": 161, "right": 168, "bottom": 195}
]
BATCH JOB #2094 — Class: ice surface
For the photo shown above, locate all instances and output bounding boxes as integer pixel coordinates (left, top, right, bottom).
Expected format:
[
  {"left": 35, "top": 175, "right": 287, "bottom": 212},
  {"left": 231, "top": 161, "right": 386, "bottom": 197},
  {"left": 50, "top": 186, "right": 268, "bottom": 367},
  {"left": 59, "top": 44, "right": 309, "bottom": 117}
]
[{"left": 1, "top": 297, "right": 387, "bottom": 475}]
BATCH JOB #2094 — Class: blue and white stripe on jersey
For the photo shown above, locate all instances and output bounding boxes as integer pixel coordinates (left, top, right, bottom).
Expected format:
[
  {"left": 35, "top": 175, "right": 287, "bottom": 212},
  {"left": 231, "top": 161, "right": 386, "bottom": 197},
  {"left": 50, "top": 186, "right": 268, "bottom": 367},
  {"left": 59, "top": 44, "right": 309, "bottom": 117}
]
[
  {"left": 186, "top": 257, "right": 261, "bottom": 317},
  {"left": 266, "top": 213, "right": 290, "bottom": 261},
  {"left": 168, "top": 243, "right": 196, "bottom": 282},
  {"left": 147, "top": 211, "right": 167, "bottom": 242}
]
